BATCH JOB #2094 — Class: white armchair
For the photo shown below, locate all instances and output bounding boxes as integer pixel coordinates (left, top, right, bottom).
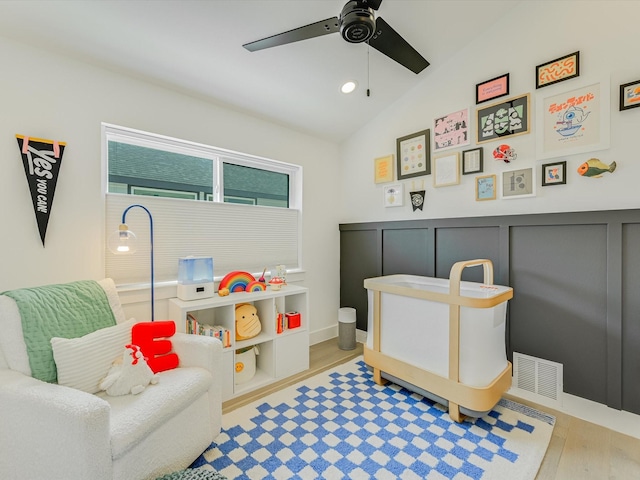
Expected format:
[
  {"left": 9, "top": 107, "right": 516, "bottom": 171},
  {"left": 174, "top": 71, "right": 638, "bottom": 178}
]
[{"left": 0, "top": 279, "right": 222, "bottom": 480}]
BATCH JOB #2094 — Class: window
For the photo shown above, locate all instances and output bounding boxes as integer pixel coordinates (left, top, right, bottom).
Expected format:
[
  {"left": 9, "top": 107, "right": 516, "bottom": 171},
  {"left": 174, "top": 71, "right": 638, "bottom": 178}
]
[
  {"left": 105, "top": 125, "right": 298, "bottom": 208},
  {"left": 102, "top": 124, "right": 302, "bottom": 285}
]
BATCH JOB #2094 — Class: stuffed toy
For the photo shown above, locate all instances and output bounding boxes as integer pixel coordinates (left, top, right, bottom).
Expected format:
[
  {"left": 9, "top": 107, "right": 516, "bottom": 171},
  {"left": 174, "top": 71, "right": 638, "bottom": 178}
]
[
  {"left": 235, "top": 303, "right": 261, "bottom": 341},
  {"left": 99, "top": 344, "right": 159, "bottom": 396}
]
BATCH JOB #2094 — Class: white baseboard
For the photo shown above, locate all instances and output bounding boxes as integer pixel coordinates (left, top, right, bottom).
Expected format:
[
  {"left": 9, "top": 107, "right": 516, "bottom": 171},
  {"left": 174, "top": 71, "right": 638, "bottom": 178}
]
[
  {"left": 509, "top": 386, "right": 640, "bottom": 440},
  {"left": 309, "top": 324, "right": 338, "bottom": 346}
]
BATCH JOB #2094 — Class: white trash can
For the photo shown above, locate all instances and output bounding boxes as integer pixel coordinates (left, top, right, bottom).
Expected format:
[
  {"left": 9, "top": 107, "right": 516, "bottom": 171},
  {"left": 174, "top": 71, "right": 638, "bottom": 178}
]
[{"left": 338, "top": 307, "right": 357, "bottom": 350}]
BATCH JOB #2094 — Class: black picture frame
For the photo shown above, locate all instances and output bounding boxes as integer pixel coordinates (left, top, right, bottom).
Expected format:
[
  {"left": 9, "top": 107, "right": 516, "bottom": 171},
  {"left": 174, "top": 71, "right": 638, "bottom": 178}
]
[
  {"left": 396, "top": 129, "right": 431, "bottom": 180},
  {"left": 476, "top": 94, "right": 530, "bottom": 144},
  {"left": 536, "top": 51, "right": 580, "bottom": 89},
  {"left": 619, "top": 79, "right": 640, "bottom": 111},
  {"left": 462, "top": 147, "right": 483, "bottom": 174},
  {"left": 476, "top": 73, "right": 509, "bottom": 104},
  {"left": 541, "top": 161, "right": 567, "bottom": 186}
]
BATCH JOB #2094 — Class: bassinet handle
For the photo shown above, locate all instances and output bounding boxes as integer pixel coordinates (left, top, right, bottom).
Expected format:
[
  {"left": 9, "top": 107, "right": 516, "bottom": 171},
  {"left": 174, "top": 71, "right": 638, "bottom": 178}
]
[{"left": 448, "top": 259, "right": 494, "bottom": 298}]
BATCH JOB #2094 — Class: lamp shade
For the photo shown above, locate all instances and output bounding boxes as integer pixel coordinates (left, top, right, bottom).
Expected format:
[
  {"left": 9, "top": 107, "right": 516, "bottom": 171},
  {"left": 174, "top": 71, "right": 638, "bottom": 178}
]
[{"left": 107, "top": 224, "right": 138, "bottom": 254}]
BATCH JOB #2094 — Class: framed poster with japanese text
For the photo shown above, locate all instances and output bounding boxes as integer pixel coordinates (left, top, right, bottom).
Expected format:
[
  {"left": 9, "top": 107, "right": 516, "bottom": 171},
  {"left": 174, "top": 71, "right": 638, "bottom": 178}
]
[{"left": 536, "top": 77, "right": 610, "bottom": 160}]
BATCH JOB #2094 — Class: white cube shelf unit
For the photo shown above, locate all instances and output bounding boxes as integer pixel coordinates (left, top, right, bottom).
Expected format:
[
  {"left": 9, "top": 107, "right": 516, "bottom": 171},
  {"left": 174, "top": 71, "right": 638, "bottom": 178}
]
[{"left": 168, "top": 285, "right": 309, "bottom": 401}]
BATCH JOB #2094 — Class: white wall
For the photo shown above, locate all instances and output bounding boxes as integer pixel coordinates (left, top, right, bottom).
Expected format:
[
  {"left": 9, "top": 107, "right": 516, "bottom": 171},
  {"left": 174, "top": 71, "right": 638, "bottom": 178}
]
[
  {"left": 0, "top": 36, "right": 341, "bottom": 343},
  {"left": 339, "top": 1, "right": 640, "bottom": 223}
]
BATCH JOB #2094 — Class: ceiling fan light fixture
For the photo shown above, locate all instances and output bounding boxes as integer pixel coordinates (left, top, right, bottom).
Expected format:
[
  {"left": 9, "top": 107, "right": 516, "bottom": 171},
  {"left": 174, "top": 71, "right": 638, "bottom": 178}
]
[
  {"left": 340, "top": 1, "right": 375, "bottom": 43},
  {"left": 341, "top": 81, "right": 358, "bottom": 94}
]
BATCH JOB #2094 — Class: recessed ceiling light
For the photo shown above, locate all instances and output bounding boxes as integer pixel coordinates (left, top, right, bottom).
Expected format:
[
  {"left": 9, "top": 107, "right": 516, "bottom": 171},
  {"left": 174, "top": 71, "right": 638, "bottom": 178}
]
[{"left": 341, "top": 81, "right": 358, "bottom": 94}]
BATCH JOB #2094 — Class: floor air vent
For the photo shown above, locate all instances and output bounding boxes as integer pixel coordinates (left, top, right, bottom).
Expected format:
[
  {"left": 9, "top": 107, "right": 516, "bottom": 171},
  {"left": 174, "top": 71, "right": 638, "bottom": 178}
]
[{"left": 513, "top": 352, "right": 563, "bottom": 403}]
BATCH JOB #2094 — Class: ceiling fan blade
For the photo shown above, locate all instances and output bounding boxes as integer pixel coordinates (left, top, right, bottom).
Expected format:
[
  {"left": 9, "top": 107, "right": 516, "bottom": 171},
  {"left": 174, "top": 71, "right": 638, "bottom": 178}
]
[
  {"left": 243, "top": 17, "right": 340, "bottom": 52},
  {"left": 368, "top": 17, "right": 430, "bottom": 74},
  {"left": 364, "top": 0, "right": 383, "bottom": 10}
]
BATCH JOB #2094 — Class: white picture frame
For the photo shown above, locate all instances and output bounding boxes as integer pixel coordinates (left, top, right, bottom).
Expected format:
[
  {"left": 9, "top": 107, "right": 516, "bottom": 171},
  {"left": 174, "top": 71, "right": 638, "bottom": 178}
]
[
  {"left": 501, "top": 167, "right": 535, "bottom": 199},
  {"left": 383, "top": 183, "right": 404, "bottom": 207},
  {"left": 536, "top": 76, "right": 610, "bottom": 160},
  {"left": 433, "top": 152, "right": 460, "bottom": 187}
]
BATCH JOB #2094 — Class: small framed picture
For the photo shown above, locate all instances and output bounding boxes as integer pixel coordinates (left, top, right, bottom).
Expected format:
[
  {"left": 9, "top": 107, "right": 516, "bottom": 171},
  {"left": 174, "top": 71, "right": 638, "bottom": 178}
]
[
  {"left": 476, "top": 73, "right": 509, "bottom": 104},
  {"left": 475, "top": 174, "right": 496, "bottom": 201},
  {"left": 396, "top": 129, "right": 430, "bottom": 180},
  {"left": 502, "top": 167, "right": 535, "bottom": 199},
  {"left": 383, "top": 183, "right": 404, "bottom": 207},
  {"left": 476, "top": 94, "right": 530, "bottom": 144},
  {"left": 536, "top": 51, "right": 580, "bottom": 89},
  {"left": 541, "top": 161, "right": 567, "bottom": 186},
  {"left": 462, "top": 147, "right": 483, "bottom": 174},
  {"left": 619, "top": 79, "right": 640, "bottom": 111},
  {"left": 374, "top": 154, "right": 394, "bottom": 183},
  {"left": 433, "top": 108, "right": 470, "bottom": 152},
  {"left": 433, "top": 152, "right": 460, "bottom": 187}
]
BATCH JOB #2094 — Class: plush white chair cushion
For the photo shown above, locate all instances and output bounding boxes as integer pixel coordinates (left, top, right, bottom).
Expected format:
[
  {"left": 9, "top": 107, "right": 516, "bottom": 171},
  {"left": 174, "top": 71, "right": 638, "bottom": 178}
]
[
  {"left": 51, "top": 319, "right": 135, "bottom": 394},
  {"left": 0, "top": 296, "right": 30, "bottom": 376},
  {"left": 99, "top": 366, "right": 213, "bottom": 459},
  {"left": 98, "top": 278, "right": 127, "bottom": 325}
]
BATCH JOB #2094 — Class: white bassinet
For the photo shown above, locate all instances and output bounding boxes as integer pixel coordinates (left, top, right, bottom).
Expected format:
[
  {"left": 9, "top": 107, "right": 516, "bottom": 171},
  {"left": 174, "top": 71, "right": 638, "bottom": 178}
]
[{"left": 363, "top": 259, "right": 513, "bottom": 422}]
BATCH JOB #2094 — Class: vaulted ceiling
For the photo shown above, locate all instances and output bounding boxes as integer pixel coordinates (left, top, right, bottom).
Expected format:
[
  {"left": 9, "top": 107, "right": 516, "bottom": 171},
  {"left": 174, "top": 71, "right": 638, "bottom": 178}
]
[{"left": 0, "top": 0, "right": 521, "bottom": 142}]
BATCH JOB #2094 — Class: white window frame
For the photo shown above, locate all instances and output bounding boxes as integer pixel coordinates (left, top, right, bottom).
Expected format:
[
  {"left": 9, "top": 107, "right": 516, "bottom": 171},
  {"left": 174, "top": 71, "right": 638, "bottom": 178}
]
[
  {"left": 102, "top": 123, "right": 303, "bottom": 286},
  {"left": 102, "top": 123, "right": 302, "bottom": 210}
]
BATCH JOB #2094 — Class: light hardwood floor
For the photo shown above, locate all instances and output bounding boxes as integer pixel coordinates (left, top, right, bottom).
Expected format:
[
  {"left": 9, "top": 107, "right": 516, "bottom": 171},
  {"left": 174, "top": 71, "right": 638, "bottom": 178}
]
[{"left": 223, "top": 340, "right": 640, "bottom": 479}]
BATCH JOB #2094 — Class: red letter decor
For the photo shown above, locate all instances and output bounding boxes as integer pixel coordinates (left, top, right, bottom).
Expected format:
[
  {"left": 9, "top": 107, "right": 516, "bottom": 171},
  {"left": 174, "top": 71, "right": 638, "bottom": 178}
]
[{"left": 131, "top": 321, "right": 179, "bottom": 373}]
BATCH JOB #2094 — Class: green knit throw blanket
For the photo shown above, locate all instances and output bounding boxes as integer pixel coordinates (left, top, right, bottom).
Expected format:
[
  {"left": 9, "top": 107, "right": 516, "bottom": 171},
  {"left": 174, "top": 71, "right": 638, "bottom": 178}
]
[{"left": 2, "top": 280, "right": 116, "bottom": 383}]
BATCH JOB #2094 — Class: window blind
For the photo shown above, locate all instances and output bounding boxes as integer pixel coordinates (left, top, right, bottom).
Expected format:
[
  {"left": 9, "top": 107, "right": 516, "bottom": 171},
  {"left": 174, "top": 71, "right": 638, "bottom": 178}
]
[{"left": 105, "top": 193, "right": 300, "bottom": 285}]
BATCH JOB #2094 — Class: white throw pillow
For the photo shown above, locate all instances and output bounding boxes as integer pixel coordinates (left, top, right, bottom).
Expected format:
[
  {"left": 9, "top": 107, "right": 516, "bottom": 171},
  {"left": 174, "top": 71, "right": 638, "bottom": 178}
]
[{"left": 51, "top": 319, "right": 135, "bottom": 394}]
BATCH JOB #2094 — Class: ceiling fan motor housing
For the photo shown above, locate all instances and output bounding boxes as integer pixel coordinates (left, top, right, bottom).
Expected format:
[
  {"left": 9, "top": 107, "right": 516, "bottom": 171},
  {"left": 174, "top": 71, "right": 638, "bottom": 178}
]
[{"left": 340, "top": 1, "right": 375, "bottom": 43}]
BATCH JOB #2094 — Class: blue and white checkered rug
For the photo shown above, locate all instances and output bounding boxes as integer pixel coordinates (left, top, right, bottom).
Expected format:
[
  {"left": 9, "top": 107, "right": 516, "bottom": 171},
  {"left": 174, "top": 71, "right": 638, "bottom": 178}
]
[{"left": 191, "top": 357, "right": 554, "bottom": 479}]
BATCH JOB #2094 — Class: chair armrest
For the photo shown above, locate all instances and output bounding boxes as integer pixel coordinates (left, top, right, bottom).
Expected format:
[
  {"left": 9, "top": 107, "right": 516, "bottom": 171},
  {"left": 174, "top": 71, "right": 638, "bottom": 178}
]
[
  {"left": 171, "top": 333, "right": 223, "bottom": 436},
  {"left": 172, "top": 332, "right": 222, "bottom": 373},
  {"left": 0, "top": 369, "right": 112, "bottom": 479}
]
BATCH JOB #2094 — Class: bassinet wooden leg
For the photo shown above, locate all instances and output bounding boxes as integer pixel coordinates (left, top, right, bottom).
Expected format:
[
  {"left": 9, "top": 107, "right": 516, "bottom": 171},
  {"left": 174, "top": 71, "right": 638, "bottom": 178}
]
[
  {"left": 449, "top": 402, "right": 464, "bottom": 423},
  {"left": 373, "top": 367, "right": 388, "bottom": 385}
]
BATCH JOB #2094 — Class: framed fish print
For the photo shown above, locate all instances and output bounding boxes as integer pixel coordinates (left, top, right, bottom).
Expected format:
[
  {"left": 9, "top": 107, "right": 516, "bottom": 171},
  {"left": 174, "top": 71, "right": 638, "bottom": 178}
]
[
  {"left": 536, "top": 77, "right": 610, "bottom": 160},
  {"left": 541, "top": 161, "right": 567, "bottom": 186},
  {"left": 476, "top": 94, "right": 530, "bottom": 144}
]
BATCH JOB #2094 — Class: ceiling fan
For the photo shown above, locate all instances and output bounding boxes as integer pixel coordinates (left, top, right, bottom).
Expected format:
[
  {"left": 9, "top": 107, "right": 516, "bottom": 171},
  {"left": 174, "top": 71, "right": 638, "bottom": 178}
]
[{"left": 242, "top": 0, "right": 430, "bottom": 74}]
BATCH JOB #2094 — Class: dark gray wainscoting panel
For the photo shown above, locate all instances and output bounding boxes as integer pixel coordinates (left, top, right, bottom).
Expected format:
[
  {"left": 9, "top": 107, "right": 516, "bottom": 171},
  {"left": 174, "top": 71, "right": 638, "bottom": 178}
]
[
  {"left": 510, "top": 224, "right": 608, "bottom": 405},
  {"left": 339, "top": 209, "right": 640, "bottom": 415},
  {"left": 622, "top": 223, "right": 640, "bottom": 414},
  {"left": 340, "top": 228, "right": 379, "bottom": 330},
  {"left": 382, "top": 228, "right": 432, "bottom": 276},
  {"left": 435, "top": 227, "right": 502, "bottom": 283}
]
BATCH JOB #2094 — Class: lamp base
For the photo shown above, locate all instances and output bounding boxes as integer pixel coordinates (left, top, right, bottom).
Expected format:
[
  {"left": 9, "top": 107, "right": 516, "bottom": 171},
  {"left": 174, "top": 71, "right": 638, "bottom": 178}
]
[{"left": 177, "top": 282, "right": 215, "bottom": 301}]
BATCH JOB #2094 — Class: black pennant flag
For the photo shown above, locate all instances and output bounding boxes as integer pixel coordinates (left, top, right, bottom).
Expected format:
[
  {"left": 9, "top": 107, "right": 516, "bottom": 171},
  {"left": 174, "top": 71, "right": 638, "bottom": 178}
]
[
  {"left": 410, "top": 190, "right": 425, "bottom": 211},
  {"left": 16, "top": 135, "right": 66, "bottom": 246}
]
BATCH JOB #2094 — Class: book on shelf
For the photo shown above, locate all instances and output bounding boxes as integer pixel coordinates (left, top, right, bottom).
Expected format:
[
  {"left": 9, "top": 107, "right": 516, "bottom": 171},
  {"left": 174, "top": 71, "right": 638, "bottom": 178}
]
[
  {"left": 186, "top": 313, "right": 231, "bottom": 347},
  {"left": 275, "top": 309, "right": 301, "bottom": 333}
]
